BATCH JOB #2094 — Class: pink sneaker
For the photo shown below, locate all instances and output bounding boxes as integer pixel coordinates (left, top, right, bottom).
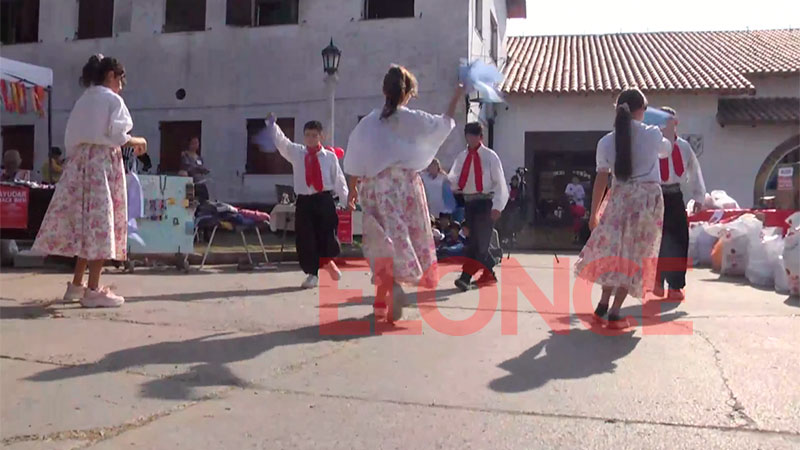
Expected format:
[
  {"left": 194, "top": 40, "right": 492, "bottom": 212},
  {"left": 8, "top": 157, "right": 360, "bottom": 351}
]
[{"left": 81, "top": 287, "right": 125, "bottom": 308}]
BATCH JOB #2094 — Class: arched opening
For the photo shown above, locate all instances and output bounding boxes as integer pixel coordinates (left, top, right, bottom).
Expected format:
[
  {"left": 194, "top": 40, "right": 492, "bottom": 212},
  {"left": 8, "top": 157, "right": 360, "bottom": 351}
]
[{"left": 753, "top": 134, "right": 800, "bottom": 208}]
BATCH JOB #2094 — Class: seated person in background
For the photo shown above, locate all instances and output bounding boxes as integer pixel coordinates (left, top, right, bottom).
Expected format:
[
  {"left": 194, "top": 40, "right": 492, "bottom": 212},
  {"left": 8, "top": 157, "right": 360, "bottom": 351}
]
[
  {"left": 1, "top": 150, "right": 31, "bottom": 182},
  {"left": 431, "top": 218, "right": 445, "bottom": 244},
  {"left": 41, "top": 147, "right": 65, "bottom": 184},
  {"left": 437, "top": 222, "right": 469, "bottom": 260},
  {"left": 180, "top": 136, "right": 210, "bottom": 202}
]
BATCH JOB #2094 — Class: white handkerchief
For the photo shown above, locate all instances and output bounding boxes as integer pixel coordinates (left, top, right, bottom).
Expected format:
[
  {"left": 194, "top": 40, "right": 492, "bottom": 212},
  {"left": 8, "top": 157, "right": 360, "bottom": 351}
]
[
  {"left": 252, "top": 124, "right": 277, "bottom": 153},
  {"left": 459, "top": 60, "right": 505, "bottom": 103}
]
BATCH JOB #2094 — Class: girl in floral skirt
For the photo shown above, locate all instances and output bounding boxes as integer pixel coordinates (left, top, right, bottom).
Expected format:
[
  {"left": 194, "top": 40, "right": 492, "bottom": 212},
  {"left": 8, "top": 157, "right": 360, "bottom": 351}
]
[
  {"left": 344, "top": 65, "right": 464, "bottom": 322},
  {"left": 33, "top": 55, "right": 147, "bottom": 307},
  {"left": 574, "top": 88, "right": 673, "bottom": 328}
]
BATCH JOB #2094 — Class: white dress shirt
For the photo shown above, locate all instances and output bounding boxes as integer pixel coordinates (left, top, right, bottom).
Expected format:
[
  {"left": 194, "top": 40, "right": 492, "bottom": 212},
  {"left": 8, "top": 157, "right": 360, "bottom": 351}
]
[
  {"left": 596, "top": 120, "right": 671, "bottom": 183},
  {"left": 565, "top": 183, "right": 586, "bottom": 207},
  {"left": 659, "top": 137, "right": 707, "bottom": 204},
  {"left": 267, "top": 122, "right": 348, "bottom": 201},
  {"left": 448, "top": 145, "right": 510, "bottom": 212},
  {"left": 64, "top": 86, "right": 133, "bottom": 156}
]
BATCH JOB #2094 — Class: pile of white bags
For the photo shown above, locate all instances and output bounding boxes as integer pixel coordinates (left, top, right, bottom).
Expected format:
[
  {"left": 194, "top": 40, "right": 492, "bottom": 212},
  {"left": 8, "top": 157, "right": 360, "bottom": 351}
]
[{"left": 689, "top": 222, "right": 718, "bottom": 267}]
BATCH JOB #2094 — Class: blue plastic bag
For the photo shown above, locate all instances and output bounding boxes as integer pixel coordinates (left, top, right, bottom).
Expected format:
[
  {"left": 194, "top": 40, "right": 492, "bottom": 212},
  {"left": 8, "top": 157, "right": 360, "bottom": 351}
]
[
  {"left": 459, "top": 60, "right": 505, "bottom": 103},
  {"left": 643, "top": 107, "right": 673, "bottom": 127},
  {"left": 442, "top": 180, "right": 457, "bottom": 212}
]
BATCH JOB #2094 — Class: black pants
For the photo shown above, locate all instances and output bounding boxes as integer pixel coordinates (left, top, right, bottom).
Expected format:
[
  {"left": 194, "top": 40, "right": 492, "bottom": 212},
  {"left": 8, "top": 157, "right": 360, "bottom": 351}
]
[
  {"left": 195, "top": 183, "right": 210, "bottom": 203},
  {"left": 657, "top": 190, "right": 689, "bottom": 289},
  {"left": 461, "top": 198, "right": 496, "bottom": 278},
  {"left": 295, "top": 191, "right": 340, "bottom": 276}
]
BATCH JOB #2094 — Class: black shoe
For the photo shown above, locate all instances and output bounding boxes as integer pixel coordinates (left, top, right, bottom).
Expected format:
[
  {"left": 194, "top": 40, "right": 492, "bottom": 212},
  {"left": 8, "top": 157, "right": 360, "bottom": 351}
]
[
  {"left": 594, "top": 302, "right": 609, "bottom": 318},
  {"left": 455, "top": 275, "right": 472, "bottom": 292}
]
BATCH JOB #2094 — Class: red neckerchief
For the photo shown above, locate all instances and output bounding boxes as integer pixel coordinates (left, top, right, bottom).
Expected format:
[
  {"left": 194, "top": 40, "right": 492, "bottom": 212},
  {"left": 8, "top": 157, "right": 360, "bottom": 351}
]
[
  {"left": 659, "top": 141, "right": 685, "bottom": 182},
  {"left": 458, "top": 144, "right": 484, "bottom": 192},
  {"left": 305, "top": 145, "right": 324, "bottom": 192}
]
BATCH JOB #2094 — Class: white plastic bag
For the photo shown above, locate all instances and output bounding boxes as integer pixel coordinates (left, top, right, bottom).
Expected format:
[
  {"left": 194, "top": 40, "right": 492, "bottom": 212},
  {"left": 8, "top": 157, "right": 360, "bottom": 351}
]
[
  {"left": 707, "top": 190, "right": 740, "bottom": 210},
  {"left": 746, "top": 233, "right": 783, "bottom": 287},
  {"left": 688, "top": 222, "right": 706, "bottom": 267},
  {"left": 782, "top": 226, "right": 800, "bottom": 296},
  {"left": 695, "top": 224, "right": 718, "bottom": 267},
  {"left": 718, "top": 215, "right": 762, "bottom": 277}
]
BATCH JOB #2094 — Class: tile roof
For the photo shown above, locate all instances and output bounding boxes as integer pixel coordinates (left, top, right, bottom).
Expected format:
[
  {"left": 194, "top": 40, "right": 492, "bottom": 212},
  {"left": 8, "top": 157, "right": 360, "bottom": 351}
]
[
  {"left": 502, "top": 29, "right": 800, "bottom": 95},
  {"left": 717, "top": 97, "right": 800, "bottom": 125}
]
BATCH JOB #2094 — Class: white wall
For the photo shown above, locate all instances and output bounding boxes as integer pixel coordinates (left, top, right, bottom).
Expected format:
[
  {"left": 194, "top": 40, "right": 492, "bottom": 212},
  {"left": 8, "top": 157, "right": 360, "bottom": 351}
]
[
  {"left": 494, "top": 77, "right": 799, "bottom": 208},
  {"left": 1, "top": 0, "right": 474, "bottom": 203}
]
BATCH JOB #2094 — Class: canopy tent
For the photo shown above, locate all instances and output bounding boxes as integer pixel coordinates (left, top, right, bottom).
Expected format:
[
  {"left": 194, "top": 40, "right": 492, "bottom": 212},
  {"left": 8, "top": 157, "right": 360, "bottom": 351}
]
[
  {"left": 1, "top": 57, "right": 54, "bottom": 181},
  {"left": 0, "top": 57, "right": 53, "bottom": 87}
]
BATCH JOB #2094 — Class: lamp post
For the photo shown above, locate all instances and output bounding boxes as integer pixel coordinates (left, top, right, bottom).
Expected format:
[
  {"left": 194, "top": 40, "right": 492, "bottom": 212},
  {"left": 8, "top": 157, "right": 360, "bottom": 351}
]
[{"left": 321, "top": 38, "right": 341, "bottom": 146}]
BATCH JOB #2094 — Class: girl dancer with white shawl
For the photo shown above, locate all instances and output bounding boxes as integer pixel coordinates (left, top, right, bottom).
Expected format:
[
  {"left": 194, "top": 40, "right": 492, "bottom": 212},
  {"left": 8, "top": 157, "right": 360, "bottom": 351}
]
[{"left": 345, "top": 65, "right": 464, "bottom": 322}]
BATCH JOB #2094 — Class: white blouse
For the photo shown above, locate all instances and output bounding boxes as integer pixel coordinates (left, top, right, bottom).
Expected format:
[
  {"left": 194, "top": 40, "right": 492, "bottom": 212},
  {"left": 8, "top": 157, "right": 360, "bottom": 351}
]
[
  {"left": 344, "top": 107, "right": 455, "bottom": 178},
  {"left": 64, "top": 86, "right": 133, "bottom": 156},
  {"left": 595, "top": 120, "right": 671, "bottom": 183}
]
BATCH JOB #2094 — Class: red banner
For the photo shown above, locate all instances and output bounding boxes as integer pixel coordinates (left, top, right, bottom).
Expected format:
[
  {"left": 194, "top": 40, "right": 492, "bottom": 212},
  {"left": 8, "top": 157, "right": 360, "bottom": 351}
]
[
  {"left": 0, "top": 185, "right": 29, "bottom": 229},
  {"left": 337, "top": 209, "right": 353, "bottom": 244}
]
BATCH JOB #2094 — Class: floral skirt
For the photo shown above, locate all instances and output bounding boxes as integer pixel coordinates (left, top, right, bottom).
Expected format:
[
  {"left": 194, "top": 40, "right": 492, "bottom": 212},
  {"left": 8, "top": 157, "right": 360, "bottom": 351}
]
[
  {"left": 33, "top": 144, "right": 128, "bottom": 261},
  {"left": 360, "top": 167, "right": 437, "bottom": 288},
  {"left": 574, "top": 182, "right": 664, "bottom": 298}
]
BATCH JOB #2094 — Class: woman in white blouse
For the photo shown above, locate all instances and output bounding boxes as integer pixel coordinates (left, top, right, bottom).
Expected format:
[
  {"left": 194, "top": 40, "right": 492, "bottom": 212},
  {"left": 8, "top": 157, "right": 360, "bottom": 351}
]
[
  {"left": 33, "top": 55, "right": 147, "bottom": 308},
  {"left": 574, "top": 88, "right": 672, "bottom": 328},
  {"left": 345, "top": 65, "right": 464, "bottom": 322}
]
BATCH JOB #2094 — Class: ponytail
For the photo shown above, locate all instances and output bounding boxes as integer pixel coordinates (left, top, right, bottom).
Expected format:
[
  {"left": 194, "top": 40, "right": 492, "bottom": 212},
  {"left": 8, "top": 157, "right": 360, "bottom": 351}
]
[
  {"left": 614, "top": 104, "right": 633, "bottom": 181},
  {"left": 612, "top": 88, "right": 646, "bottom": 181},
  {"left": 380, "top": 65, "right": 418, "bottom": 120},
  {"left": 79, "top": 54, "right": 125, "bottom": 88}
]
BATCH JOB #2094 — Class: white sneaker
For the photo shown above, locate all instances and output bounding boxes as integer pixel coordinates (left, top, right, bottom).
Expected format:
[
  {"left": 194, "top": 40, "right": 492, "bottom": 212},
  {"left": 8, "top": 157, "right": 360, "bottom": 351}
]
[
  {"left": 325, "top": 261, "right": 342, "bottom": 281},
  {"left": 301, "top": 275, "right": 319, "bottom": 289},
  {"left": 63, "top": 282, "right": 86, "bottom": 303},
  {"left": 81, "top": 287, "right": 125, "bottom": 308}
]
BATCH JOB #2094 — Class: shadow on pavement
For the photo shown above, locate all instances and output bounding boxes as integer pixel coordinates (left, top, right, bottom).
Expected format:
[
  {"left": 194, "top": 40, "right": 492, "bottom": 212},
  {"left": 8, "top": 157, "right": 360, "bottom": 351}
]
[
  {"left": 25, "top": 316, "right": 391, "bottom": 400},
  {"left": 784, "top": 296, "right": 799, "bottom": 308},
  {"left": 489, "top": 301, "right": 688, "bottom": 393},
  {"left": 125, "top": 286, "right": 306, "bottom": 303}
]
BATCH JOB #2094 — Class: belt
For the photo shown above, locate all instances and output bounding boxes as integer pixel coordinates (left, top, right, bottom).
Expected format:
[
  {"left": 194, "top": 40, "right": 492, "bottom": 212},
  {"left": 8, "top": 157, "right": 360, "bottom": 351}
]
[
  {"left": 297, "top": 190, "right": 332, "bottom": 198},
  {"left": 463, "top": 193, "right": 493, "bottom": 201},
  {"left": 662, "top": 184, "right": 682, "bottom": 194}
]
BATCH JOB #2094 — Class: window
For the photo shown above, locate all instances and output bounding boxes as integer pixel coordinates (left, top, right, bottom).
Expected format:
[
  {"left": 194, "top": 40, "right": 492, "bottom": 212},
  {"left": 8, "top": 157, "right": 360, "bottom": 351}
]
[
  {"left": 77, "top": 0, "right": 114, "bottom": 39},
  {"left": 1, "top": 125, "right": 35, "bottom": 170},
  {"left": 246, "top": 118, "right": 293, "bottom": 175},
  {"left": 227, "top": 0, "right": 298, "bottom": 27},
  {"left": 490, "top": 13, "right": 498, "bottom": 62},
  {"left": 164, "top": 0, "right": 206, "bottom": 33},
  {"left": 159, "top": 121, "right": 202, "bottom": 174},
  {"left": 364, "top": 0, "right": 414, "bottom": 20},
  {"left": 0, "top": 0, "right": 39, "bottom": 45},
  {"left": 474, "top": 0, "right": 482, "bottom": 36}
]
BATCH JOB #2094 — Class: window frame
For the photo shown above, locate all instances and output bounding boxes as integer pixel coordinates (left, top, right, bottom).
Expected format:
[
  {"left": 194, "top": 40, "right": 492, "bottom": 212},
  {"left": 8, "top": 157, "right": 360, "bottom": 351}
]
[
  {"left": 226, "top": 0, "right": 299, "bottom": 27},
  {"left": 474, "top": 0, "right": 482, "bottom": 36},
  {"left": 76, "top": 0, "right": 114, "bottom": 40},
  {"left": 163, "top": 0, "right": 207, "bottom": 33},
  {"left": 490, "top": 12, "right": 498, "bottom": 62},
  {"left": 363, "top": 0, "right": 415, "bottom": 20},
  {"left": 0, "top": 0, "right": 40, "bottom": 45}
]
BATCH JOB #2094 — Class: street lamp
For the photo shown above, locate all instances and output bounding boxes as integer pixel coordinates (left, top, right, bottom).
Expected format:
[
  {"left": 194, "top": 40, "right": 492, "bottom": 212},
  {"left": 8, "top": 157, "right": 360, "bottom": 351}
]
[{"left": 322, "top": 38, "right": 341, "bottom": 146}]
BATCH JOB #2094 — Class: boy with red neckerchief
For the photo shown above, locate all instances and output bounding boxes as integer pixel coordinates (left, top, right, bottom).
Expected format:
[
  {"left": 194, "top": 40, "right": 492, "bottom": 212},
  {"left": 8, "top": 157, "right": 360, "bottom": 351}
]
[
  {"left": 448, "top": 122, "right": 509, "bottom": 291},
  {"left": 265, "top": 114, "right": 348, "bottom": 289}
]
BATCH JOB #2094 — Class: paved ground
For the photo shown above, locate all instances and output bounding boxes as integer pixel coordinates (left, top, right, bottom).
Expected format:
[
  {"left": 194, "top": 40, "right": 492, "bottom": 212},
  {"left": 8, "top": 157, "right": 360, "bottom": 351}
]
[{"left": 0, "top": 254, "right": 798, "bottom": 449}]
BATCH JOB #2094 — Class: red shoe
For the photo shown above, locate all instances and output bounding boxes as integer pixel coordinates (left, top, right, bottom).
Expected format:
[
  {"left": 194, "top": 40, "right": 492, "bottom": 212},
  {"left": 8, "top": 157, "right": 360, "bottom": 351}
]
[
  {"left": 474, "top": 271, "right": 498, "bottom": 287},
  {"left": 651, "top": 285, "right": 665, "bottom": 298},
  {"left": 667, "top": 289, "right": 685, "bottom": 301}
]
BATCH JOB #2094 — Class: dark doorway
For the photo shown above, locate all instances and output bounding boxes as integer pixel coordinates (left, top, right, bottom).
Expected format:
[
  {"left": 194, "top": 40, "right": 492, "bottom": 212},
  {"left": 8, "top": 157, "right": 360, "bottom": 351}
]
[
  {"left": 159, "top": 121, "right": 202, "bottom": 174},
  {"left": 1, "top": 125, "right": 35, "bottom": 170},
  {"left": 524, "top": 131, "right": 607, "bottom": 250}
]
